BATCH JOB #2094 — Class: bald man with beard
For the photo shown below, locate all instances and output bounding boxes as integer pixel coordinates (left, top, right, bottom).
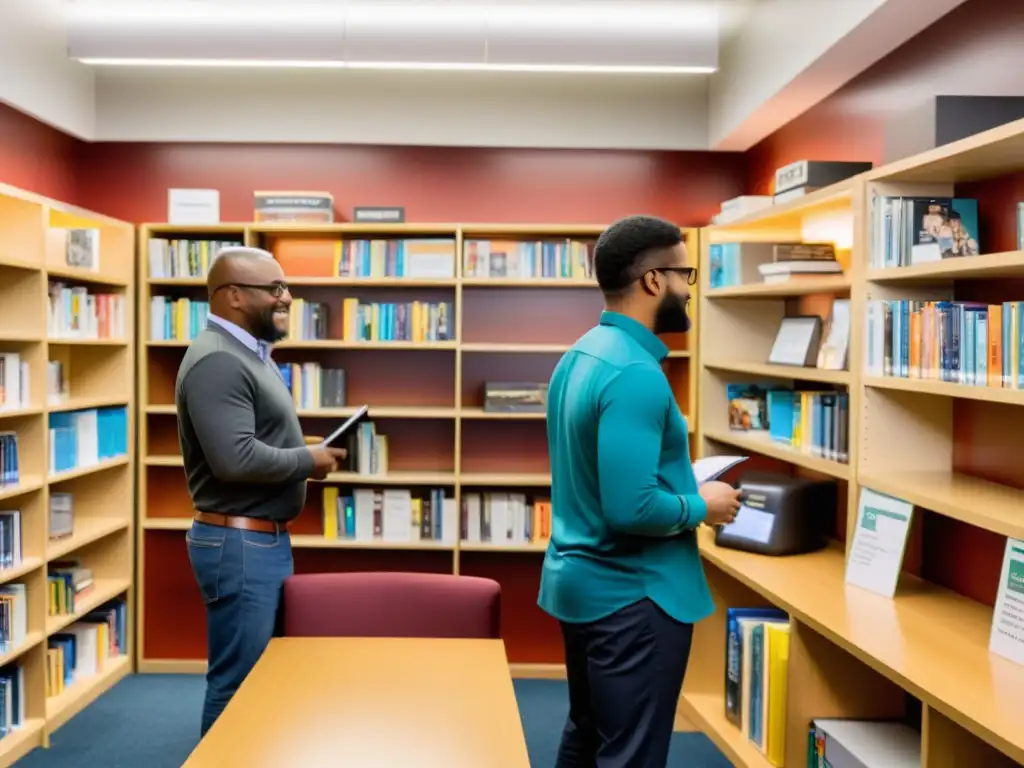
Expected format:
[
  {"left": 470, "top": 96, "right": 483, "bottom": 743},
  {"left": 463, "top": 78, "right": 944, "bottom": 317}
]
[{"left": 175, "top": 246, "right": 346, "bottom": 737}]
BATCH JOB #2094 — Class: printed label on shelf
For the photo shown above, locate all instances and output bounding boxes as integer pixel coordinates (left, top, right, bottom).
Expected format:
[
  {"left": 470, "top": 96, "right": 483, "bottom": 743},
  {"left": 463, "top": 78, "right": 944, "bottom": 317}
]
[
  {"left": 845, "top": 487, "right": 914, "bottom": 599},
  {"left": 989, "top": 537, "right": 1024, "bottom": 666}
]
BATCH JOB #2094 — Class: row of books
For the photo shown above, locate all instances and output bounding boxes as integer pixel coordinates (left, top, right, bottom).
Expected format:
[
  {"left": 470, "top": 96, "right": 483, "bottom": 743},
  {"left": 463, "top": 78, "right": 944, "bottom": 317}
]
[
  {"left": 461, "top": 492, "right": 552, "bottom": 546},
  {"left": 48, "top": 407, "right": 129, "bottom": 475},
  {"left": 147, "top": 238, "right": 241, "bottom": 280},
  {"left": 464, "top": 238, "right": 595, "bottom": 280},
  {"left": 333, "top": 422, "right": 388, "bottom": 476},
  {"left": 0, "top": 354, "right": 28, "bottom": 412},
  {"left": 322, "top": 486, "right": 457, "bottom": 543},
  {"left": 338, "top": 299, "right": 453, "bottom": 343},
  {"left": 45, "top": 361, "right": 71, "bottom": 408},
  {"left": 0, "top": 664, "right": 24, "bottom": 737},
  {"left": 47, "top": 598, "right": 127, "bottom": 699},
  {"left": 334, "top": 238, "right": 457, "bottom": 280},
  {"left": 149, "top": 296, "right": 210, "bottom": 342},
  {"left": 146, "top": 236, "right": 597, "bottom": 282},
  {"left": 864, "top": 299, "right": 1024, "bottom": 386},
  {"left": 869, "top": 195, "right": 979, "bottom": 269},
  {"left": 725, "top": 607, "right": 791, "bottom": 767},
  {"left": 0, "top": 583, "right": 27, "bottom": 653},
  {"left": 318, "top": 487, "right": 554, "bottom": 546},
  {"left": 278, "top": 363, "right": 346, "bottom": 409},
  {"left": 47, "top": 283, "right": 126, "bottom": 341},
  {"left": 286, "top": 299, "right": 330, "bottom": 341},
  {"left": 48, "top": 561, "right": 93, "bottom": 617},
  {"left": 708, "top": 242, "right": 841, "bottom": 289},
  {"left": 0, "top": 511, "right": 21, "bottom": 569},
  {"left": 727, "top": 384, "right": 850, "bottom": 464},
  {"left": 0, "top": 434, "right": 18, "bottom": 488}
]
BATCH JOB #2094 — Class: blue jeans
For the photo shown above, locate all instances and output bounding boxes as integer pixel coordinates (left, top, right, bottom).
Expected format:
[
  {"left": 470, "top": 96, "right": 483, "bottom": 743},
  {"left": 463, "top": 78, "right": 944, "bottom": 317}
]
[{"left": 186, "top": 520, "right": 294, "bottom": 737}]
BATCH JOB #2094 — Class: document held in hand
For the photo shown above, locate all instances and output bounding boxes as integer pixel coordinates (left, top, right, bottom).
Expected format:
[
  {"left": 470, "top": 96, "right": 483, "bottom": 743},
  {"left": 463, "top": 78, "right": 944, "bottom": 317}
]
[
  {"left": 692, "top": 455, "right": 747, "bottom": 485},
  {"left": 318, "top": 405, "right": 370, "bottom": 448}
]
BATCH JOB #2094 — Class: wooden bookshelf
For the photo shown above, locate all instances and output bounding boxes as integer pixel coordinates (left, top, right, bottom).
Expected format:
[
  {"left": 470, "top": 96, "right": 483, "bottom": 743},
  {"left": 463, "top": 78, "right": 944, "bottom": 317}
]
[
  {"left": 136, "top": 221, "right": 699, "bottom": 677},
  {"left": 0, "top": 182, "right": 135, "bottom": 762},
  {"left": 686, "top": 118, "right": 1024, "bottom": 767}
]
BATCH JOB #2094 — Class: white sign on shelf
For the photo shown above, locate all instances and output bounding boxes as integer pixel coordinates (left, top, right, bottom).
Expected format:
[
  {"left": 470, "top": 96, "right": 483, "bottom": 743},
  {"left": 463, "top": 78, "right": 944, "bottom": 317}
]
[
  {"left": 168, "top": 188, "right": 220, "bottom": 225},
  {"left": 989, "top": 537, "right": 1024, "bottom": 666},
  {"left": 845, "top": 487, "right": 914, "bottom": 598}
]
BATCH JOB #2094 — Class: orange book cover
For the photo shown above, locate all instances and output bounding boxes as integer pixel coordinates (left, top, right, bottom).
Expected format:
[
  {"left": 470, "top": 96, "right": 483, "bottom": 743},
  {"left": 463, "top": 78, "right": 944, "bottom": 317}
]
[{"left": 989, "top": 303, "right": 1003, "bottom": 387}]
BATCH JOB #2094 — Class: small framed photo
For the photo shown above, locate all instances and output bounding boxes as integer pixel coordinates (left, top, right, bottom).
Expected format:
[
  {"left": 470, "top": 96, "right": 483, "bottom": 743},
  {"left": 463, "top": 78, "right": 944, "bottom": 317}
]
[{"left": 768, "top": 315, "right": 822, "bottom": 367}]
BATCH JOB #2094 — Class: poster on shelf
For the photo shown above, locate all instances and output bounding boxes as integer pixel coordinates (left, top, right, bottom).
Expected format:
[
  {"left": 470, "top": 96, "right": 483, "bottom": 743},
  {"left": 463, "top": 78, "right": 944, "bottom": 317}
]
[
  {"left": 845, "top": 487, "right": 913, "bottom": 598},
  {"left": 989, "top": 537, "right": 1024, "bottom": 666}
]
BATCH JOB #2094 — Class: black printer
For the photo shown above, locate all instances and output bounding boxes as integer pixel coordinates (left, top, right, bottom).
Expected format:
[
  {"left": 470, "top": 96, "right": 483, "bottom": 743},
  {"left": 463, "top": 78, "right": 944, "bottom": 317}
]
[{"left": 714, "top": 471, "right": 835, "bottom": 556}]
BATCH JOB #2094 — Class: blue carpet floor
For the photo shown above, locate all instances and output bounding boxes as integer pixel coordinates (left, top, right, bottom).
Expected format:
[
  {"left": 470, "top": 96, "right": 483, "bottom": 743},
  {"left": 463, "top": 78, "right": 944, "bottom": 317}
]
[{"left": 16, "top": 674, "right": 732, "bottom": 767}]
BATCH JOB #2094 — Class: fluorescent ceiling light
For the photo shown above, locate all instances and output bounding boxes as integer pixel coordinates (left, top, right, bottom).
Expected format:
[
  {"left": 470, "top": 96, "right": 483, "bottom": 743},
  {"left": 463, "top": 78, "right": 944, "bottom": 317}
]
[{"left": 77, "top": 59, "right": 715, "bottom": 74}]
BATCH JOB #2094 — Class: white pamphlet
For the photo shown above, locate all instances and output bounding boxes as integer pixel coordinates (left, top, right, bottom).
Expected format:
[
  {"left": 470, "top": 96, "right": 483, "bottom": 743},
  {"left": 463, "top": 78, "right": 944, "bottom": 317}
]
[
  {"left": 989, "top": 537, "right": 1024, "bottom": 666},
  {"left": 692, "top": 455, "right": 748, "bottom": 485},
  {"left": 845, "top": 487, "right": 913, "bottom": 598}
]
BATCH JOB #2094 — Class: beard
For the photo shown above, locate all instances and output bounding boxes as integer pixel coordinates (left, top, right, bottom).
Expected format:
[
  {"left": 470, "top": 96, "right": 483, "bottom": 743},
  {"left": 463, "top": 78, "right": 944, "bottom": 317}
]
[
  {"left": 252, "top": 305, "right": 289, "bottom": 343},
  {"left": 653, "top": 291, "right": 691, "bottom": 335}
]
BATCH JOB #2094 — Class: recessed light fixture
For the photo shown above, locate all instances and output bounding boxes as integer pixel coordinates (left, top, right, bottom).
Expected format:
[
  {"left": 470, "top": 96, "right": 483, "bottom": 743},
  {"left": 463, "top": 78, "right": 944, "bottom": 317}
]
[{"left": 77, "top": 58, "right": 716, "bottom": 74}]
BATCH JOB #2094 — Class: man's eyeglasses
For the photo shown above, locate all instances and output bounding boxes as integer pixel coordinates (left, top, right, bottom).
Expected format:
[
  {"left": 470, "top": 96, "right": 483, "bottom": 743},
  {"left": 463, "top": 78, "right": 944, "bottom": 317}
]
[
  {"left": 214, "top": 282, "right": 290, "bottom": 298},
  {"left": 652, "top": 266, "right": 697, "bottom": 286}
]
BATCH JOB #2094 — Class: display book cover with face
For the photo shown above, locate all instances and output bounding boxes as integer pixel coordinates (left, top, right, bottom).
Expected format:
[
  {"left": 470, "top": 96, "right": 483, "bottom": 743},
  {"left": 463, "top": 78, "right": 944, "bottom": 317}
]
[
  {"left": 207, "top": 246, "right": 293, "bottom": 344},
  {"left": 593, "top": 214, "right": 696, "bottom": 337}
]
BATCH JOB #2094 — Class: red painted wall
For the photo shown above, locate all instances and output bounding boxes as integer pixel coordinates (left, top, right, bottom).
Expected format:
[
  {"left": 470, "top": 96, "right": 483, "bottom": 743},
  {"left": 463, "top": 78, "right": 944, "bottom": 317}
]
[
  {"left": 76, "top": 142, "right": 745, "bottom": 226},
  {"left": 746, "top": 0, "right": 1024, "bottom": 194},
  {"left": 0, "top": 101, "right": 82, "bottom": 204}
]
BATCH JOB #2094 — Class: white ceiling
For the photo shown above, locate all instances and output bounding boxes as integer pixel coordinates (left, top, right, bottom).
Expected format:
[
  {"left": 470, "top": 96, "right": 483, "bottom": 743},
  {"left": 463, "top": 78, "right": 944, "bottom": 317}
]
[{"left": 0, "top": 0, "right": 971, "bottom": 150}]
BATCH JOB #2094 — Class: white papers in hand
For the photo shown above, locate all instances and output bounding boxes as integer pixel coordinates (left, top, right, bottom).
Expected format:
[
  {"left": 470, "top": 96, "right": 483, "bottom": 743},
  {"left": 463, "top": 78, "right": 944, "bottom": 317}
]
[{"left": 692, "top": 455, "right": 748, "bottom": 485}]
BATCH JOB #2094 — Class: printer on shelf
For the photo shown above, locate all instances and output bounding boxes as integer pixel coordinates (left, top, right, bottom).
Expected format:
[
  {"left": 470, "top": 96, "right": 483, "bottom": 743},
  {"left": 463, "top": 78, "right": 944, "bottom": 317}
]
[{"left": 714, "top": 471, "right": 836, "bottom": 556}]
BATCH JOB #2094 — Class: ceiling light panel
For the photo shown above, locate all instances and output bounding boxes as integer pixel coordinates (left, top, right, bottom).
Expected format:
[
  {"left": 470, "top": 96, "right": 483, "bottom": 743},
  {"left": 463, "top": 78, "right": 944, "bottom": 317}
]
[
  {"left": 65, "top": 1, "right": 348, "bottom": 61},
  {"left": 343, "top": 3, "right": 486, "bottom": 64},
  {"left": 485, "top": 2, "right": 718, "bottom": 69},
  {"left": 64, "top": 0, "right": 719, "bottom": 71}
]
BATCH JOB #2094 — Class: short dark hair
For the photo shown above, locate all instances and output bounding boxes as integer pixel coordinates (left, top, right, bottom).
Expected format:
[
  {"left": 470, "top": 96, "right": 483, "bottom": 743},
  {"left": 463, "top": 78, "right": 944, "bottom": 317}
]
[{"left": 593, "top": 215, "right": 683, "bottom": 295}]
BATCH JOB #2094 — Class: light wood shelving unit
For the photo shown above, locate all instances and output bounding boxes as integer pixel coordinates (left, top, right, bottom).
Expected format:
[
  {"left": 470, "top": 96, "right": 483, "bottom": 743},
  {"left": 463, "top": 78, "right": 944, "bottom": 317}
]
[
  {"left": 683, "top": 118, "right": 1024, "bottom": 766},
  {"left": 0, "top": 183, "right": 135, "bottom": 765},
  {"left": 135, "top": 221, "right": 699, "bottom": 678}
]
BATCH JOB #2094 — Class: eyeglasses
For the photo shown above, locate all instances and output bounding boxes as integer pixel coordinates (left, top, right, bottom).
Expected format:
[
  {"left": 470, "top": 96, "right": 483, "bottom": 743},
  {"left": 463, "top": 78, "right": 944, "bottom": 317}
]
[
  {"left": 215, "top": 282, "right": 290, "bottom": 298},
  {"left": 652, "top": 266, "right": 697, "bottom": 286}
]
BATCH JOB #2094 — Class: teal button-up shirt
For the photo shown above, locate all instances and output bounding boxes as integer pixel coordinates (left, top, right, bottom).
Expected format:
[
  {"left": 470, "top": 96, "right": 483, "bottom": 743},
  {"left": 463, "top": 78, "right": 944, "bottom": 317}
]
[{"left": 537, "top": 310, "right": 714, "bottom": 625}]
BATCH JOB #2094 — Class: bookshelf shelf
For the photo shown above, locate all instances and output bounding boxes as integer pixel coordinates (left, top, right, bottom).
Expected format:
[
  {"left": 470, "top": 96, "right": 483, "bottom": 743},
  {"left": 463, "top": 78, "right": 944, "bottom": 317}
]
[
  {"left": 863, "top": 375, "right": 1024, "bottom": 405},
  {"left": 0, "top": 719, "right": 45, "bottom": 765},
  {"left": 677, "top": 691, "right": 773, "bottom": 768},
  {"left": 136, "top": 221, "right": 700, "bottom": 674},
  {"left": 687, "top": 119, "right": 1024, "bottom": 767},
  {"left": 0, "top": 181, "right": 135, "bottom": 758},
  {"left": 867, "top": 249, "right": 1024, "bottom": 282},
  {"left": 45, "top": 654, "right": 131, "bottom": 734},
  {"left": 858, "top": 470, "right": 1024, "bottom": 540},
  {"left": 698, "top": 529, "right": 1024, "bottom": 764},
  {"left": 702, "top": 428, "right": 851, "bottom": 480},
  {"left": 705, "top": 276, "right": 851, "bottom": 299},
  {"left": 703, "top": 360, "right": 851, "bottom": 385}
]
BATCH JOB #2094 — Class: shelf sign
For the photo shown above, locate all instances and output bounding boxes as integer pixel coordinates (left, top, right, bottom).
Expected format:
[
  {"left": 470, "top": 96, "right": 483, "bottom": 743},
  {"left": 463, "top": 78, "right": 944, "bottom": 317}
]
[
  {"left": 845, "top": 487, "right": 914, "bottom": 599},
  {"left": 354, "top": 206, "right": 405, "bottom": 223},
  {"left": 990, "top": 538, "right": 1024, "bottom": 666}
]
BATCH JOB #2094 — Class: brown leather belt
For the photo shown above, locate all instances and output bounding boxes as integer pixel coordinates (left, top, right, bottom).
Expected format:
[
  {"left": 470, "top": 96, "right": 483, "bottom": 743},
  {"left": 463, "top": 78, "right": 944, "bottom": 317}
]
[{"left": 193, "top": 511, "right": 281, "bottom": 533}]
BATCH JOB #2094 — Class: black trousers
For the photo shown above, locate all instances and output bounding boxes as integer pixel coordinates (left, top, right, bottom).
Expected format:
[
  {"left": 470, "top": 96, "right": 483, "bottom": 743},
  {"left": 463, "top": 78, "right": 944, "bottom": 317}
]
[{"left": 555, "top": 599, "right": 694, "bottom": 768}]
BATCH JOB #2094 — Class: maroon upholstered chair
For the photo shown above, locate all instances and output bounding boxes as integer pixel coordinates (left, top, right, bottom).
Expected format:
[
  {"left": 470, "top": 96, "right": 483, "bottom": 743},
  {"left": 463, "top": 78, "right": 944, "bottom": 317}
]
[{"left": 282, "top": 571, "right": 502, "bottom": 639}]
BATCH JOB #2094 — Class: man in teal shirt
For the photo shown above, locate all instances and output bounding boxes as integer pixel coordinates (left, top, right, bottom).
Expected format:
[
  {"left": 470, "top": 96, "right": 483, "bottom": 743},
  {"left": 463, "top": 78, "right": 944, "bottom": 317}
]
[{"left": 538, "top": 215, "right": 741, "bottom": 767}]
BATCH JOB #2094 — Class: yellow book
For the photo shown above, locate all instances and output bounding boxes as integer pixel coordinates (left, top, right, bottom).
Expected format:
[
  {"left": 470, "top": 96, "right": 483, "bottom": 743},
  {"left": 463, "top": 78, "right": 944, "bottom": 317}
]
[
  {"left": 765, "top": 622, "right": 791, "bottom": 767},
  {"left": 322, "top": 486, "right": 339, "bottom": 539}
]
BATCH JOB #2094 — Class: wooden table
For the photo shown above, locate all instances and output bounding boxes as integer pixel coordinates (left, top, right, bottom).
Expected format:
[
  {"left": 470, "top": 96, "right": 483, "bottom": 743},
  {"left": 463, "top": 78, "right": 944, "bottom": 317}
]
[{"left": 182, "top": 636, "right": 531, "bottom": 767}]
